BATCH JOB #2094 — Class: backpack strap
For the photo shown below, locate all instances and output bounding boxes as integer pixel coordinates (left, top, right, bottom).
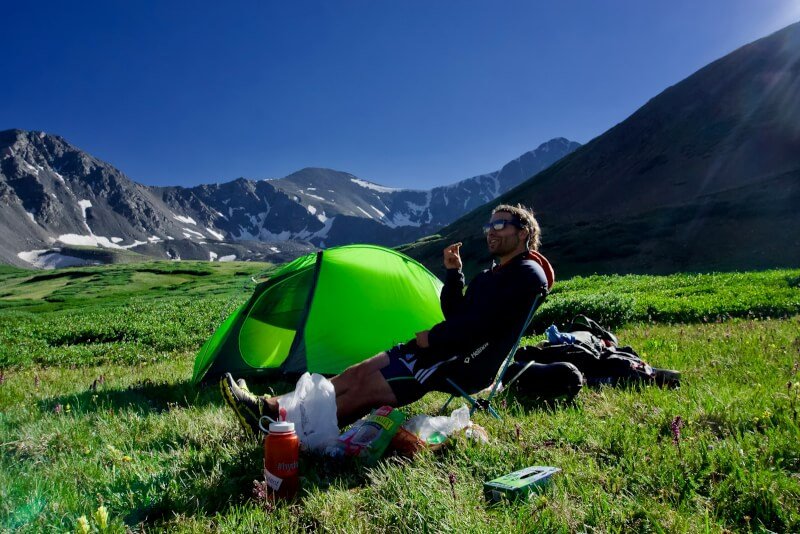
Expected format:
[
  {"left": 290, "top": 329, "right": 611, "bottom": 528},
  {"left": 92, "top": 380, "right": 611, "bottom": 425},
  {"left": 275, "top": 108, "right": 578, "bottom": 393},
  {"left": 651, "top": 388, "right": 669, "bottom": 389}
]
[
  {"left": 526, "top": 250, "right": 555, "bottom": 291},
  {"left": 569, "top": 314, "right": 618, "bottom": 346}
]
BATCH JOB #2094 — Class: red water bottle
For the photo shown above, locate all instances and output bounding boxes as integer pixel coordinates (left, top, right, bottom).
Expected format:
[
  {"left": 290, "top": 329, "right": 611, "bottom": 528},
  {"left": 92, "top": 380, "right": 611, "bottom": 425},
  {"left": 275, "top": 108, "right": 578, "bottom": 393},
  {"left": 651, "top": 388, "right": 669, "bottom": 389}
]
[{"left": 263, "top": 420, "right": 299, "bottom": 500}]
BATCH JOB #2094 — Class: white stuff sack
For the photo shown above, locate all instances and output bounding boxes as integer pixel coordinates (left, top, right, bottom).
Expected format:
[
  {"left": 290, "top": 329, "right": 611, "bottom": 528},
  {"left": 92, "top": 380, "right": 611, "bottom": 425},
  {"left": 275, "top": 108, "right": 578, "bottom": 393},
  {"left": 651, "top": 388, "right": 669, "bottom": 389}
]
[{"left": 278, "top": 373, "right": 339, "bottom": 453}]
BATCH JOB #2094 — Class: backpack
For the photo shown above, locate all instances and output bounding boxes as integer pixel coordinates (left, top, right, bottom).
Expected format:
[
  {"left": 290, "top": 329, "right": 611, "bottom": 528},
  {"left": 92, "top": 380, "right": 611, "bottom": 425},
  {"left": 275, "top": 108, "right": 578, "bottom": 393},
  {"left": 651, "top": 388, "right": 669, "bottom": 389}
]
[
  {"left": 504, "top": 361, "right": 584, "bottom": 402},
  {"left": 515, "top": 315, "right": 656, "bottom": 387}
]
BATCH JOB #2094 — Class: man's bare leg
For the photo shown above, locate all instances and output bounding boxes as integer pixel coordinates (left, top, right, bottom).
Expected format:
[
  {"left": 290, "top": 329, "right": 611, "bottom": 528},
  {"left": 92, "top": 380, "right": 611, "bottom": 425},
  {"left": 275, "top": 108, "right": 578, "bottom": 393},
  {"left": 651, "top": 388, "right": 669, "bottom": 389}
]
[
  {"left": 330, "top": 352, "right": 397, "bottom": 425},
  {"left": 223, "top": 352, "right": 398, "bottom": 436},
  {"left": 260, "top": 354, "right": 396, "bottom": 425}
]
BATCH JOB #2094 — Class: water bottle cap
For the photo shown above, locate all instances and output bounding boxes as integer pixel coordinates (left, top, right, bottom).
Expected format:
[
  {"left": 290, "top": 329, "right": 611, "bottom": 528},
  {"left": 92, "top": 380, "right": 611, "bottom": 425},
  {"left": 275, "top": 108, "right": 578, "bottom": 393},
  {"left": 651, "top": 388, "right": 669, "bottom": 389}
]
[{"left": 269, "top": 421, "right": 295, "bottom": 433}]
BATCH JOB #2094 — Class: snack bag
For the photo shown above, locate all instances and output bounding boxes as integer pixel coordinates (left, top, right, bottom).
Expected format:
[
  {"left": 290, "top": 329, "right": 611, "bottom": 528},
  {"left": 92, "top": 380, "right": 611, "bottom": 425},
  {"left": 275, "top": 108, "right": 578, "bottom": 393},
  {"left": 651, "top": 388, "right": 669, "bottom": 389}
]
[{"left": 333, "top": 406, "right": 405, "bottom": 463}]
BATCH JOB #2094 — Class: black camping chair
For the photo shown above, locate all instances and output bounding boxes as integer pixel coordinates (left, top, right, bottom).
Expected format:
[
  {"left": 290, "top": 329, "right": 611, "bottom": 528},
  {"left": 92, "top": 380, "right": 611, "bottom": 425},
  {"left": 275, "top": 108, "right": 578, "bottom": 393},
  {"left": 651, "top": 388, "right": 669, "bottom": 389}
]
[{"left": 440, "top": 292, "right": 546, "bottom": 419}]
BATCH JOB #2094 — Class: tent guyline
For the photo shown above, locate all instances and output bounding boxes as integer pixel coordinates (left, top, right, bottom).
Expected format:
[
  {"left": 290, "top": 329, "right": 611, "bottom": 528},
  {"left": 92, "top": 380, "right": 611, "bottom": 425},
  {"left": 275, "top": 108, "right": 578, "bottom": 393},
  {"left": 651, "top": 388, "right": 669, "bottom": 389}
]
[{"left": 193, "top": 244, "right": 445, "bottom": 384}]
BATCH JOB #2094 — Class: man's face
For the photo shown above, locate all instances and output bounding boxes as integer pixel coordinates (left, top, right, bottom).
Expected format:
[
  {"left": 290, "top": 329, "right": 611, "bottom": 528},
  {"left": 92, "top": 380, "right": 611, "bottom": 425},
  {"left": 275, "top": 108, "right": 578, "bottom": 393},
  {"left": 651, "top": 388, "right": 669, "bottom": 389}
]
[{"left": 485, "top": 212, "right": 526, "bottom": 258}]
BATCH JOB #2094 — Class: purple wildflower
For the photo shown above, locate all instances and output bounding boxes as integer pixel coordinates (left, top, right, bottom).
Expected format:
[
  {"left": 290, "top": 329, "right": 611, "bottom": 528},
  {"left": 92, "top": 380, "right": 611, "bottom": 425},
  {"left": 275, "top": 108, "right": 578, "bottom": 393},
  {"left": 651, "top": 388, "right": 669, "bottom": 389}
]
[
  {"left": 252, "top": 479, "right": 275, "bottom": 511},
  {"left": 671, "top": 416, "right": 684, "bottom": 458},
  {"left": 448, "top": 472, "right": 457, "bottom": 501}
]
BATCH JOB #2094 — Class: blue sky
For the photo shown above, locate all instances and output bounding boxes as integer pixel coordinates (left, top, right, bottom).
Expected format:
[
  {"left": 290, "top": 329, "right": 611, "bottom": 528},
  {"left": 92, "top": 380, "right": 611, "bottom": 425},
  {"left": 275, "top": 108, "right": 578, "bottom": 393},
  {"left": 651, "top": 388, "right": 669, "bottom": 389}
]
[{"left": 3, "top": 1, "right": 799, "bottom": 189}]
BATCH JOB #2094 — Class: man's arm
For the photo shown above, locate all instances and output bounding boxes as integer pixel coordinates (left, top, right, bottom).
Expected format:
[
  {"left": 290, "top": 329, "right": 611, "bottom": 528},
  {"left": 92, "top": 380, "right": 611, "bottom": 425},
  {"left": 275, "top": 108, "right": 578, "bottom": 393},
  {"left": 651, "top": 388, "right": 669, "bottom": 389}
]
[
  {"left": 416, "top": 242, "right": 466, "bottom": 349},
  {"left": 440, "top": 243, "right": 465, "bottom": 318},
  {"left": 427, "top": 262, "right": 546, "bottom": 352}
]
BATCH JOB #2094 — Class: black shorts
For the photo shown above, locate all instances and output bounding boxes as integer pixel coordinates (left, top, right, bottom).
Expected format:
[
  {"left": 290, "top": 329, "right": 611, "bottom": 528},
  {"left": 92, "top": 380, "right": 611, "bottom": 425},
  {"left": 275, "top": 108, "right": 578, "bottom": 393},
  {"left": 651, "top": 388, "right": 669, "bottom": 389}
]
[{"left": 380, "top": 342, "right": 457, "bottom": 406}]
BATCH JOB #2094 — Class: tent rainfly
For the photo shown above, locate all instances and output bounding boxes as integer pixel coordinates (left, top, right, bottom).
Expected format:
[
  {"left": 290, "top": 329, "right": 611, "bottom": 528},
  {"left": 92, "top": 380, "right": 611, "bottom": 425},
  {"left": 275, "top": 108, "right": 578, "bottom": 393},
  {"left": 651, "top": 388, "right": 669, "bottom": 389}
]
[{"left": 192, "top": 244, "right": 445, "bottom": 383}]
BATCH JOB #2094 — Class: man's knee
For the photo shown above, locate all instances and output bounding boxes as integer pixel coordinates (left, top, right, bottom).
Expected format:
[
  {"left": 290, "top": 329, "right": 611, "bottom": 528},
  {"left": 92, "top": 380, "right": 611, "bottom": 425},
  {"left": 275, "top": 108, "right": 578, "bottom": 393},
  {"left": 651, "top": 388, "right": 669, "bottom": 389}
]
[
  {"left": 336, "top": 352, "right": 389, "bottom": 385},
  {"left": 358, "top": 354, "right": 388, "bottom": 381}
]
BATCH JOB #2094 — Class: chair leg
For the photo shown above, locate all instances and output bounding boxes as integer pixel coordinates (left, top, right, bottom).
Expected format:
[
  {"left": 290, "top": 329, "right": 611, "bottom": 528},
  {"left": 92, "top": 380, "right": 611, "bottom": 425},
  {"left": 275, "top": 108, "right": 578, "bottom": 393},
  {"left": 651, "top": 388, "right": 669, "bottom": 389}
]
[
  {"left": 441, "top": 378, "right": 503, "bottom": 419},
  {"left": 440, "top": 394, "right": 456, "bottom": 414}
]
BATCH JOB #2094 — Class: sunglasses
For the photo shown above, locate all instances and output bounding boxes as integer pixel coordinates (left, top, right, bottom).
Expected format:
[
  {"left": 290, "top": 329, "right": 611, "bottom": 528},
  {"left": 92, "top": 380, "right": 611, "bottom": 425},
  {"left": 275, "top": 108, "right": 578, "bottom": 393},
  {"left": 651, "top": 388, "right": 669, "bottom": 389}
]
[{"left": 482, "top": 219, "right": 522, "bottom": 234}]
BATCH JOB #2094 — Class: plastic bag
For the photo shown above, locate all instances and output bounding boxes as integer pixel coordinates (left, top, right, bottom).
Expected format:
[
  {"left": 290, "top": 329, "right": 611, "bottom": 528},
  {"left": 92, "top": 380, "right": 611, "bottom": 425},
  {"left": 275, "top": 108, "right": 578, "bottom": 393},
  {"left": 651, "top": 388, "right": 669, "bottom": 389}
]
[
  {"left": 278, "top": 373, "right": 339, "bottom": 453},
  {"left": 403, "top": 405, "right": 471, "bottom": 445}
]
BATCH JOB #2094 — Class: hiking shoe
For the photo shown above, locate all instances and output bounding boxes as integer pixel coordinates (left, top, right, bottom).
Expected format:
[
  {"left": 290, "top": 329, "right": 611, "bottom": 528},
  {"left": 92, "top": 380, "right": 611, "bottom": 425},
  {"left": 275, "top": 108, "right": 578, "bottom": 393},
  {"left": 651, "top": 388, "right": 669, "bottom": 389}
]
[
  {"left": 653, "top": 368, "right": 681, "bottom": 389},
  {"left": 220, "top": 373, "right": 271, "bottom": 439},
  {"left": 236, "top": 378, "right": 250, "bottom": 393}
]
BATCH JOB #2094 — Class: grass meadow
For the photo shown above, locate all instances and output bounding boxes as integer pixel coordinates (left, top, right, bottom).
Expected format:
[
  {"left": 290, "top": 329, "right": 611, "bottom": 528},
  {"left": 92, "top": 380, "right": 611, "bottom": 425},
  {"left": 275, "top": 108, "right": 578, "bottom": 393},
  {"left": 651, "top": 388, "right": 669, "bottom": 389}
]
[{"left": 1, "top": 262, "right": 799, "bottom": 532}]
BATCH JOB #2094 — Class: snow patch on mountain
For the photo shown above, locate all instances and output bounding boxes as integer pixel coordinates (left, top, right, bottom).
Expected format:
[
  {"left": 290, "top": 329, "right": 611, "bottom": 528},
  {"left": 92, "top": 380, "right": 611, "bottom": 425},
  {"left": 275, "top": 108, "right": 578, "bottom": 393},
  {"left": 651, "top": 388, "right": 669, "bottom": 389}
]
[
  {"left": 406, "top": 191, "right": 432, "bottom": 213},
  {"left": 173, "top": 214, "right": 197, "bottom": 225},
  {"left": 182, "top": 227, "right": 205, "bottom": 238},
  {"left": 21, "top": 161, "right": 40, "bottom": 175},
  {"left": 58, "top": 234, "right": 115, "bottom": 248},
  {"left": 26, "top": 211, "right": 35, "bottom": 223},
  {"left": 312, "top": 216, "right": 334, "bottom": 239},
  {"left": 17, "top": 249, "right": 97, "bottom": 269},
  {"left": 209, "top": 251, "right": 218, "bottom": 261},
  {"left": 206, "top": 227, "right": 225, "bottom": 240},
  {"left": 78, "top": 200, "right": 92, "bottom": 212},
  {"left": 257, "top": 228, "right": 292, "bottom": 241},
  {"left": 350, "top": 178, "right": 401, "bottom": 193},
  {"left": 389, "top": 212, "right": 422, "bottom": 227},
  {"left": 218, "top": 254, "right": 236, "bottom": 262},
  {"left": 248, "top": 212, "right": 266, "bottom": 227}
]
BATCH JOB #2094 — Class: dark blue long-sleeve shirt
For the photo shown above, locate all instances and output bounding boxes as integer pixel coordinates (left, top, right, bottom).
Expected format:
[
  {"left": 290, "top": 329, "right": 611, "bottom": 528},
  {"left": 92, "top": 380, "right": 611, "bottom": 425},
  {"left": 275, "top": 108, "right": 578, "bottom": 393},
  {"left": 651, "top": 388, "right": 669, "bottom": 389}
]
[{"left": 422, "top": 251, "right": 549, "bottom": 393}]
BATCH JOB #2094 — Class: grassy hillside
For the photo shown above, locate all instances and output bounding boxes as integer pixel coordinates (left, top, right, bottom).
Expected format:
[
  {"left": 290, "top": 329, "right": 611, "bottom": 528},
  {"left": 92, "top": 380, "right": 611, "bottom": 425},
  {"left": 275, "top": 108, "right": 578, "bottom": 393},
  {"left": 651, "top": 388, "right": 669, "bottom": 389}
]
[
  {"left": 1, "top": 263, "right": 799, "bottom": 532},
  {"left": 0, "top": 261, "right": 273, "bottom": 367},
  {"left": 400, "top": 22, "right": 800, "bottom": 279}
]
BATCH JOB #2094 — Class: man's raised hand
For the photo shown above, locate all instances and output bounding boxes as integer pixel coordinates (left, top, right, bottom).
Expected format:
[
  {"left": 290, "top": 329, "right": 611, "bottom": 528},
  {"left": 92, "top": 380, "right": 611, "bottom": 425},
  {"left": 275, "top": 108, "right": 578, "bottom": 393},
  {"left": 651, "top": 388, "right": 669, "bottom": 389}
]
[{"left": 443, "top": 242, "right": 463, "bottom": 270}]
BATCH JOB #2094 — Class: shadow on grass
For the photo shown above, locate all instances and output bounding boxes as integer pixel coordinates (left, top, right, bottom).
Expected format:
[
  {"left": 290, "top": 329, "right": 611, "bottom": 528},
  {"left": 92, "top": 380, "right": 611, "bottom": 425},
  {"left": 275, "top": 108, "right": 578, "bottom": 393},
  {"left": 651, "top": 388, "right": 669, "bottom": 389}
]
[
  {"left": 34, "top": 375, "right": 369, "bottom": 527},
  {"left": 126, "top": 438, "right": 372, "bottom": 527},
  {"left": 38, "top": 375, "right": 300, "bottom": 416},
  {"left": 122, "top": 443, "right": 269, "bottom": 525},
  {"left": 38, "top": 379, "right": 225, "bottom": 415},
  {"left": 36, "top": 378, "right": 593, "bottom": 528}
]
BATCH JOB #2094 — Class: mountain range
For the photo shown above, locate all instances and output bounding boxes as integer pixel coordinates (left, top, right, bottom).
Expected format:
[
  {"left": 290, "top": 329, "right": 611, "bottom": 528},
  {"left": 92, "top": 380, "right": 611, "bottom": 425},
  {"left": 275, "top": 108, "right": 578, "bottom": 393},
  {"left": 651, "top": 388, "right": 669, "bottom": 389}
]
[
  {"left": 401, "top": 21, "right": 800, "bottom": 279},
  {"left": 5, "top": 21, "right": 800, "bottom": 276},
  {"left": 0, "top": 131, "right": 578, "bottom": 268}
]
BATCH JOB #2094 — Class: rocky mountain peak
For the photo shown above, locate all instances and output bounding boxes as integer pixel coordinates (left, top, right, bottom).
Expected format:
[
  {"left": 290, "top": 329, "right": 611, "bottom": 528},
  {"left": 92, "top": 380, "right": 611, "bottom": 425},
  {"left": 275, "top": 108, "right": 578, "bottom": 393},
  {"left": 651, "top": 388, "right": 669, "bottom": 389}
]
[{"left": 0, "top": 128, "right": 579, "bottom": 268}]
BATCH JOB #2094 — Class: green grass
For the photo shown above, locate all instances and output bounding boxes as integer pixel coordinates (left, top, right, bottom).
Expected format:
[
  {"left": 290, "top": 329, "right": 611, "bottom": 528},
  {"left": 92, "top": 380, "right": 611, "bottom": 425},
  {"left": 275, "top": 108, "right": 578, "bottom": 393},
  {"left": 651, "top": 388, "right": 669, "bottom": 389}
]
[
  {"left": 0, "top": 261, "right": 273, "bottom": 367},
  {"left": 1, "top": 263, "right": 799, "bottom": 532},
  {"left": 533, "top": 269, "right": 800, "bottom": 329}
]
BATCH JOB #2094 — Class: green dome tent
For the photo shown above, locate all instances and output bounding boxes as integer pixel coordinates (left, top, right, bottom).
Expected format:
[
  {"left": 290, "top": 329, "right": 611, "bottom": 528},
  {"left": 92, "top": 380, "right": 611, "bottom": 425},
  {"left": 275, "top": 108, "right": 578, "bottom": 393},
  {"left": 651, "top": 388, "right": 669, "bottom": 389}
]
[{"left": 192, "top": 244, "right": 444, "bottom": 383}]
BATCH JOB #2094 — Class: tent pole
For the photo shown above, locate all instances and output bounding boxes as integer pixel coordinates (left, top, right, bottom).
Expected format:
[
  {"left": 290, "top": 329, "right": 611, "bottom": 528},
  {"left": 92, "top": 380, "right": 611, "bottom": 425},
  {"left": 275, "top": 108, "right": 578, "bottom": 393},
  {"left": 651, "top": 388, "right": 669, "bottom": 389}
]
[{"left": 283, "top": 250, "right": 325, "bottom": 373}]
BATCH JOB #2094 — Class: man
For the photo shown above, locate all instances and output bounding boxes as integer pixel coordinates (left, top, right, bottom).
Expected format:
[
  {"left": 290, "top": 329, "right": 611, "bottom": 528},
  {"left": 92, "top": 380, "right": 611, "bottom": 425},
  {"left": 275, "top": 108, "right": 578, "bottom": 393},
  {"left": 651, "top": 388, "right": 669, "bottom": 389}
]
[{"left": 221, "top": 203, "right": 553, "bottom": 437}]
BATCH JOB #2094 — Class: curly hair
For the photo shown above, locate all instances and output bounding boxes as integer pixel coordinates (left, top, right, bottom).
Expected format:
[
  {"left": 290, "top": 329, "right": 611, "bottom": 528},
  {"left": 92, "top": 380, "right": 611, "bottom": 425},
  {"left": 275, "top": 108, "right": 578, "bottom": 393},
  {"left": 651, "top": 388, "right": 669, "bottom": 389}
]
[{"left": 492, "top": 203, "right": 541, "bottom": 251}]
